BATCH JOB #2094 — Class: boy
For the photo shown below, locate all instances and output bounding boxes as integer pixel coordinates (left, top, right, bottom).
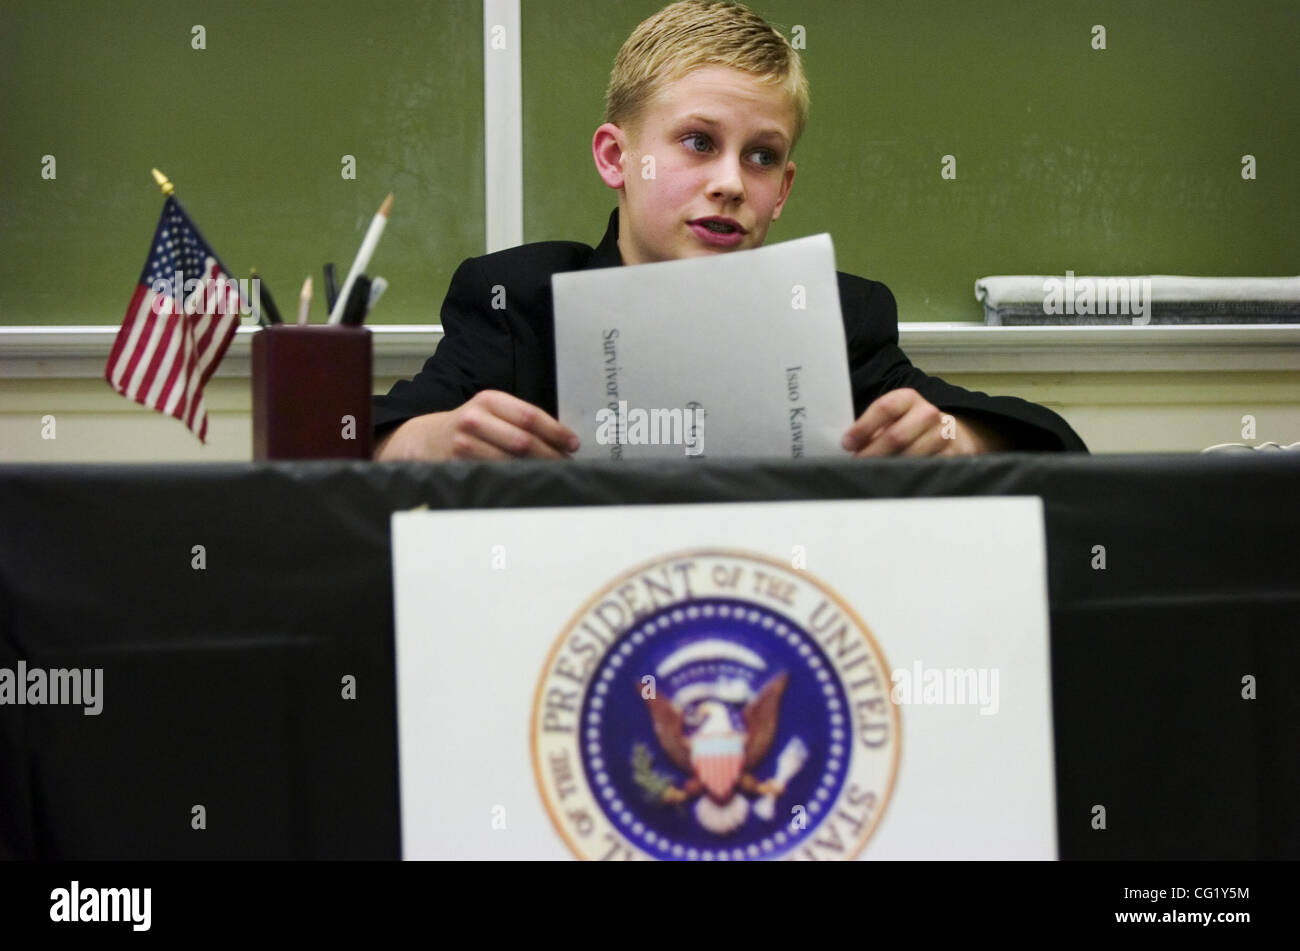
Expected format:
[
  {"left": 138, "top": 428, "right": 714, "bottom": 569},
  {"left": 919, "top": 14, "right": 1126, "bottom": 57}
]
[{"left": 373, "top": 0, "right": 1087, "bottom": 461}]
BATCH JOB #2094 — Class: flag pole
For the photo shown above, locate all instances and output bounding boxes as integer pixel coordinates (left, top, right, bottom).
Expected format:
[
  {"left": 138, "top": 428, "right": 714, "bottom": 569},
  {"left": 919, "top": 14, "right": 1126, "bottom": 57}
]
[{"left": 151, "top": 168, "right": 175, "bottom": 196}]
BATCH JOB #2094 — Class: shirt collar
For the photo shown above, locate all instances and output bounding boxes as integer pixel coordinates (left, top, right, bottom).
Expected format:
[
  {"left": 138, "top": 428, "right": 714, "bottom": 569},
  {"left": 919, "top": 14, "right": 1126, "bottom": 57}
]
[{"left": 587, "top": 208, "right": 624, "bottom": 270}]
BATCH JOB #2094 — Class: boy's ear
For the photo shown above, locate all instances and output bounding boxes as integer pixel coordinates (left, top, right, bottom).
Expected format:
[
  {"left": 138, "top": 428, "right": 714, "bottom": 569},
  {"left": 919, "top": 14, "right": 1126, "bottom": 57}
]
[
  {"left": 770, "top": 161, "right": 797, "bottom": 221},
  {"left": 592, "top": 123, "right": 630, "bottom": 190}
]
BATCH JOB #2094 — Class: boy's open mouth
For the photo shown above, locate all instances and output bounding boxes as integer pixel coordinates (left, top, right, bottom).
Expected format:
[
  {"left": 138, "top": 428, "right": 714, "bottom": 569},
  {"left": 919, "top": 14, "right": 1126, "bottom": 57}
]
[
  {"left": 688, "top": 217, "right": 747, "bottom": 249},
  {"left": 691, "top": 217, "right": 744, "bottom": 234}
]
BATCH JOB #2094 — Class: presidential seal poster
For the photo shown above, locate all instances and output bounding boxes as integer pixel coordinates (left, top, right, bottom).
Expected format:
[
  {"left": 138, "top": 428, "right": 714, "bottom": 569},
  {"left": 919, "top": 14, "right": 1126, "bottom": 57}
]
[
  {"left": 392, "top": 498, "right": 1055, "bottom": 860},
  {"left": 532, "top": 552, "right": 896, "bottom": 861}
]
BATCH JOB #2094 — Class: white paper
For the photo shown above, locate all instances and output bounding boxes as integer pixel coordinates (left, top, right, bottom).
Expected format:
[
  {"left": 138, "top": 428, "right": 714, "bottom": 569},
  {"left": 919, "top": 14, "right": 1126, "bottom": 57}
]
[
  {"left": 392, "top": 497, "right": 1056, "bottom": 860},
  {"left": 552, "top": 234, "right": 855, "bottom": 460}
]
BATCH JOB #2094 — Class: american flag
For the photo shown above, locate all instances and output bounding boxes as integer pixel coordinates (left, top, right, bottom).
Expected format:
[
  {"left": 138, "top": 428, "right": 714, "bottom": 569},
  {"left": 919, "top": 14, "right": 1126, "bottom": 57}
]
[{"left": 105, "top": 195, "right": 243, "bottom": 443}]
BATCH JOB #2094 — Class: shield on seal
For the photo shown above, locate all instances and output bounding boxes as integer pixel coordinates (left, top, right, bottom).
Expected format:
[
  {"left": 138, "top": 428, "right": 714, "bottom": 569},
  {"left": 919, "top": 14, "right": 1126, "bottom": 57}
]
[{"left": 691, "top": 731, "right": 746, "bottom": 801}]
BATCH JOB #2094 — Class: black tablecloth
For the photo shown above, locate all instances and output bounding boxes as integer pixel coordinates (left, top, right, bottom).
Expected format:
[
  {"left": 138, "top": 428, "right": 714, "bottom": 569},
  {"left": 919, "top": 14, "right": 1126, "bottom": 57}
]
[{"left": 1, "top": 453, "right": 1297, "bottom": 859}]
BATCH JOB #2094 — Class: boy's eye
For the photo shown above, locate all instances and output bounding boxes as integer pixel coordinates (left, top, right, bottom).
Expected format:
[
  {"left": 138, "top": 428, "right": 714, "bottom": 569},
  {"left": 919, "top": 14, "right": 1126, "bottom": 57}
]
[
  {"left": 683, "top": 132, "right": 780, "bottom": 168},
  {"left": 683, "top": 133, "right": 712, "bottom": 153}
]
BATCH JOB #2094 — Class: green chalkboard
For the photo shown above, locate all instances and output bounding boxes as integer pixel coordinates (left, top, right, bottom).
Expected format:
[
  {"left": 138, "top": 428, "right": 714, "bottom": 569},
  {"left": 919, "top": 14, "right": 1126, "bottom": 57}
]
[
  {"left": 523, "top": 0, "right": 1299, "bottom": 321},
  {"left": 0, "top": 0, "right": 483, "bottom": 326},
  {"left": 2, "top": 1, "right": 1295, "bottom": 327}
]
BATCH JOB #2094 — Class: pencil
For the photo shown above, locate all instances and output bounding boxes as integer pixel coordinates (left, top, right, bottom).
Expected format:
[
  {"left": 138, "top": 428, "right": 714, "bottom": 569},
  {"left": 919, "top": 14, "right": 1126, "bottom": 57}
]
[
  {"left": 328, "top": 193, "right": 393, "bottom": 324},
  {"left": 297, "top": 276, "right": 313, "bottom": 325}
]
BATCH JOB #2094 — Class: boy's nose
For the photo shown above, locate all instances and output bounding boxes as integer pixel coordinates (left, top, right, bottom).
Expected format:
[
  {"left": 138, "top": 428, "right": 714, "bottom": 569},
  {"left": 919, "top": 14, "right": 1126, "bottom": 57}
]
[{"left": 705, "top": 154, "right": 746, "bottom": 203}]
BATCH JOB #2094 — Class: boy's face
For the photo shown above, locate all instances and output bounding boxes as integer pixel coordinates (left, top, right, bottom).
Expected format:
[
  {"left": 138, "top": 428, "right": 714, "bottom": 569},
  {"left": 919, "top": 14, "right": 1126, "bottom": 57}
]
[{"left": 593, "top": 66, "right": 798, "bottom": 265}]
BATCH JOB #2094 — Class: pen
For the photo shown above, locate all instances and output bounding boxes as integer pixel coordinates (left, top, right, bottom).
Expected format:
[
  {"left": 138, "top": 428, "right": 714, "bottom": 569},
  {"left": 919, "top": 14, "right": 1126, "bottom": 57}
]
[
  {"left": 250, "top": 269, "right": 282, "bottom": 325},
  {"left": 328, "top": 193, "right": 393, "bottom": 324},
  {"left": 297, "top": 276, "right": 312, "bottom": 326},
  {"left": 340, "top": 275, "right": 372, "bottom": 326},
  {"left": 323, "top": 263, "right": 339, "bottom": 312},
  {"left": 367, "top": 276, "right": 388, "bottom": 313}
]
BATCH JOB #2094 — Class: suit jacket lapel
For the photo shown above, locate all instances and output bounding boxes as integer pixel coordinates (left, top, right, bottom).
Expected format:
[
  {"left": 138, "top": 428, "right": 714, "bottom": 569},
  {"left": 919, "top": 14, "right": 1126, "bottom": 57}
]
[{"left": 586, "top": 209, "right": 623, "bottom": 270}]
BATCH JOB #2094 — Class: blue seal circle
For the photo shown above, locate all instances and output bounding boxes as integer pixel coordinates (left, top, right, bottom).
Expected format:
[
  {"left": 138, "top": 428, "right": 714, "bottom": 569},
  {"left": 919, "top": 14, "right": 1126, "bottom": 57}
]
[{"left": 579, "top": 597, "right": 851, "bottom": 861}]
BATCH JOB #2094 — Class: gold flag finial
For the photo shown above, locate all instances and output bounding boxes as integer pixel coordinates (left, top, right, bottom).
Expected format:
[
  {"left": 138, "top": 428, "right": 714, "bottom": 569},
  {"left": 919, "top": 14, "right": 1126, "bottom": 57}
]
[{"left": 151, "top": 168, "right": 175, "bottom": 196}]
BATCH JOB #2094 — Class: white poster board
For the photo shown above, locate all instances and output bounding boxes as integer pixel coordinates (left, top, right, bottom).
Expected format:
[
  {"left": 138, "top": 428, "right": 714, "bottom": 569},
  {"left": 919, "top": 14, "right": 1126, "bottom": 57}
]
[{"left": 392, "top": 497, "right": 1056, "bottom": 860}]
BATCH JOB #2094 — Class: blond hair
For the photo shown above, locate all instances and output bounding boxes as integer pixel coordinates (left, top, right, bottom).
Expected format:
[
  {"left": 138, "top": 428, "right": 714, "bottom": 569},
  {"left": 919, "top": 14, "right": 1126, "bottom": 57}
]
[{"left": 604, "top": 1, "right": 810, "bottom": 152}]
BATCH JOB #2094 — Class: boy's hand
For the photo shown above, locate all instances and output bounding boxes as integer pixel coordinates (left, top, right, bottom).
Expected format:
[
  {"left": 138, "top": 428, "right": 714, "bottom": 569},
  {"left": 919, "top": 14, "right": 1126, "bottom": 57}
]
[
  {"left": 373, "top": 390, "right": 580, "bottom": 461},
  {"left": 841, "top": 388, "right": 1008, "bottom": 457}
]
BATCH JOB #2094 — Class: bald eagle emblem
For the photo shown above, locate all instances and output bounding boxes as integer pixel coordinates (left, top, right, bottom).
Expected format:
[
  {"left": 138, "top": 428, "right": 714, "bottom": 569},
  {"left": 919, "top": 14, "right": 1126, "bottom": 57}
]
[{"left": 641, "top": 639, "right": 809, "bottom": 834}]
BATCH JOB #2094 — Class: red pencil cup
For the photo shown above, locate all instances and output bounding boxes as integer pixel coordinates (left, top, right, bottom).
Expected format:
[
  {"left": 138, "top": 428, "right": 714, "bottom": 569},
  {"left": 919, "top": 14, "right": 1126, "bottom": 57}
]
[{"left": 251, "top": 325, "right": 372, "bottom": 460}]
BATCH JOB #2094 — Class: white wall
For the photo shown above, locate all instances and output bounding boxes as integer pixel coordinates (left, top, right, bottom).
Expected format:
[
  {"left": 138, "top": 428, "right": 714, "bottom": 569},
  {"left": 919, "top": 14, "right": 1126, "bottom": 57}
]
[{"left": 3, "top": 325, "right": 1296, "bottom": 462}]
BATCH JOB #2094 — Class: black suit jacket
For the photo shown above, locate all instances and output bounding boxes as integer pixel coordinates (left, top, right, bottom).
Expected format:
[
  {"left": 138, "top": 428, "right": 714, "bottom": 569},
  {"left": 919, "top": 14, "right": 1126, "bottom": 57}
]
[{"left": 374, "top": 209, "right": 1088, "bottom": 452}]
